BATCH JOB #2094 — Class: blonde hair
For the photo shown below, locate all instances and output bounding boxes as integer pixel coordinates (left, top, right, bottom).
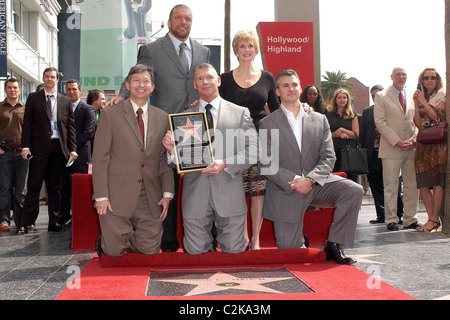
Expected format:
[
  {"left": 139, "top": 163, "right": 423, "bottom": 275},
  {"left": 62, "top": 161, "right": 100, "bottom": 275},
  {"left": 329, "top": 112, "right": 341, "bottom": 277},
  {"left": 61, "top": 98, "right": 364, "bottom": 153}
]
[
  {"left": 331, "top": 88, "right": 355, "bottom": 120},
  {"left": 232, "top": 30, "right": 260, "bottom": 57}
]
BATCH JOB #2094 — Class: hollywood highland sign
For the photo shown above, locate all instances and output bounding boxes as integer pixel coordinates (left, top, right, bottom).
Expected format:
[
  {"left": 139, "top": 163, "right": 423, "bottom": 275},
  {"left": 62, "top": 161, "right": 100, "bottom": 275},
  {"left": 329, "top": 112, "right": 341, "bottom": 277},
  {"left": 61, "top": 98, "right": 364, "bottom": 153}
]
[{"left": 257, "top": 22, "right": 314, "bottom": 88}]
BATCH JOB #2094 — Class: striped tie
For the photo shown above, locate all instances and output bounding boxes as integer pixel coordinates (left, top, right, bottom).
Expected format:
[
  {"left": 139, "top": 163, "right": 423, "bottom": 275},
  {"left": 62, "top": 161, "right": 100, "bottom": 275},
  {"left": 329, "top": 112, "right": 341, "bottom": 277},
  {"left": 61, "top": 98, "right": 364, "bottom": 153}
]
[
  {"left": 398, "top": 92, "right": 406, "bottom": 112},
  {"left": 136, "top": 108, "right": 145, "bottom": 144}
]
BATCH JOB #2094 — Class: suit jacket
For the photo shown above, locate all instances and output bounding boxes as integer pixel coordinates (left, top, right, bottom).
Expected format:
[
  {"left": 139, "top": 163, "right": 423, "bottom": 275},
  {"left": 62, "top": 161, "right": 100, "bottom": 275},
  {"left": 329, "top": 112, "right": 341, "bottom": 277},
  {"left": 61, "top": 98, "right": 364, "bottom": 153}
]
[
  {"left": 374, "top": 86, "right": 417, "bottom": 159},
  {"left": 359, "top": 105, "right": 377, "bottom": 159},
  {"left": 73, "top": 101, "right": 96, "bottom": 170},
  {"left": 258, "top": 107, "right": 342, "bottom": 223},
  {"left": 181, "top": 98, "right": 257, "bottom": 219},
  {"left": 92, "top": 99, "right": 174, "bottom": 218},
  {"left": 22, "top": 90, "right": 76, "bottom": 158},
  {"left": 119, "top": 34, "right": 211, "bottom": 113}
]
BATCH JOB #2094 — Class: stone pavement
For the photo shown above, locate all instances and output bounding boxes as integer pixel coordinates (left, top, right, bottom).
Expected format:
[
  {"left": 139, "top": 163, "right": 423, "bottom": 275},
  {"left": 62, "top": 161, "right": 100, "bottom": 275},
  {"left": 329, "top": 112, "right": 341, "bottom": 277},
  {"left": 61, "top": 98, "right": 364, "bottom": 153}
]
[{"left": 0, "top": 196, "right": 449, "bottom": 300}]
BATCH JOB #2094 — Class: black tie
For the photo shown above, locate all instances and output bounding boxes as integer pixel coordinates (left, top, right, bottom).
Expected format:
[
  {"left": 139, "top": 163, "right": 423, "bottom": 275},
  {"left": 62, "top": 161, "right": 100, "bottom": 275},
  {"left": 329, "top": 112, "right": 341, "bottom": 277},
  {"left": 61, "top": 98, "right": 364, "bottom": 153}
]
[
  {"left": 47, "top": 95, "right": 53, "bottom": 119},
  {"left": 205, "top": 104, "right": 214, "bottom": 142},
  {"left": 205, "top": 104, "right": 214, "bottom": 130}
]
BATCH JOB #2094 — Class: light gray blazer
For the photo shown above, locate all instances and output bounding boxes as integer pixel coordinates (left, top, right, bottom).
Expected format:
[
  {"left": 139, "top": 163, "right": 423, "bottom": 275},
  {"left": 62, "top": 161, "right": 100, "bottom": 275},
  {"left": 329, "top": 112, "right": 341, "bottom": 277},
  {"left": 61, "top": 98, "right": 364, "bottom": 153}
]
[
  {"left": 258, "top": 108, "right": 342, "bottom": 223},
  {"left": 181, "top": 98, "right": 257, "bottom": 219},
  {"left": 119, "top": 34, "right": 211, "bottom": 113}
]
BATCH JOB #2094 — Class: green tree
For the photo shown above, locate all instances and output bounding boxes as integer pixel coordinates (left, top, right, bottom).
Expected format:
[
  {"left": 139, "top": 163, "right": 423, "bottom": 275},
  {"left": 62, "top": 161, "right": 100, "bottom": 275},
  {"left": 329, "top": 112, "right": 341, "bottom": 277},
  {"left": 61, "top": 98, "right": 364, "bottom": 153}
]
[{"left": 320, "top": 70, "right": 355, "bottom": 101}]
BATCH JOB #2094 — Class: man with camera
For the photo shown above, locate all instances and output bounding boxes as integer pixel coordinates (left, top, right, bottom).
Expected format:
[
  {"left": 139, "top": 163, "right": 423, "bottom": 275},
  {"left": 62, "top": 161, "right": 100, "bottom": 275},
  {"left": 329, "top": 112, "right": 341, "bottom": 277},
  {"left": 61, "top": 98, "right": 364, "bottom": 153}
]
[{"left": 0, "top": 78, "right": 28, "bottom": 231}]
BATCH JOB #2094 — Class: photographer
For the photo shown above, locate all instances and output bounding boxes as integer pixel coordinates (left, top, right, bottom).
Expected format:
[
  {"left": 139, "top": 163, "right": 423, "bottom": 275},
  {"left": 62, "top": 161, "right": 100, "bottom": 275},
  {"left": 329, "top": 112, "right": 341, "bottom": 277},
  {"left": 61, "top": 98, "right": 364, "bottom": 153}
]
[{"left": 0, "top": 78, "right": 28, "bottom": 231}]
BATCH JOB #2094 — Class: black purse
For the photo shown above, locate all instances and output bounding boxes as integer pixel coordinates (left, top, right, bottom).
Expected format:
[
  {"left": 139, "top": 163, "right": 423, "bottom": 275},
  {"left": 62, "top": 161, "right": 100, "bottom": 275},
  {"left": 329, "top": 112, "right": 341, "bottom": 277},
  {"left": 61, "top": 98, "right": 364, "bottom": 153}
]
[{"left": 340, "top": 132, "right": 368, "bottom": 175}]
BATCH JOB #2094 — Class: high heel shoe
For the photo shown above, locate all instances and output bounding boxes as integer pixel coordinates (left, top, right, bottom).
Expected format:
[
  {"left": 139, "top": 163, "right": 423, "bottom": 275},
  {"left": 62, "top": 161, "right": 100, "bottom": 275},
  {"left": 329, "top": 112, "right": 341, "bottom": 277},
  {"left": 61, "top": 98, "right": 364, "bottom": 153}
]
[{"left": 416, "top": 219, "right": 440, "bottom": 233}]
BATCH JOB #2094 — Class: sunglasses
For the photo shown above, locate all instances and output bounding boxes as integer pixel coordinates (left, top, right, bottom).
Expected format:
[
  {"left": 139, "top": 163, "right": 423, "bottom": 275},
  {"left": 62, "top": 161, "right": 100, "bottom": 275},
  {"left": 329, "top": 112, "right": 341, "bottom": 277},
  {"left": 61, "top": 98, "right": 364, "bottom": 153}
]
[{"left": 423, "top": 76, "right": 437, "bottom": 80}]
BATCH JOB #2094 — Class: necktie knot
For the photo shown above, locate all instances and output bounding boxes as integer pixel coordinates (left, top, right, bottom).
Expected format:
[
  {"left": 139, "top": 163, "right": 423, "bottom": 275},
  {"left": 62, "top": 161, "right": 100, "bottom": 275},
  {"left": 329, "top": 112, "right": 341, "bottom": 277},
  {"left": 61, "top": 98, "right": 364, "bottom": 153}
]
[
  {"left": 136, "top": 107, "right": 143, "bottom": 116},
  {"left": 205, "top": 104, "right": 212, "bottom": 112}
]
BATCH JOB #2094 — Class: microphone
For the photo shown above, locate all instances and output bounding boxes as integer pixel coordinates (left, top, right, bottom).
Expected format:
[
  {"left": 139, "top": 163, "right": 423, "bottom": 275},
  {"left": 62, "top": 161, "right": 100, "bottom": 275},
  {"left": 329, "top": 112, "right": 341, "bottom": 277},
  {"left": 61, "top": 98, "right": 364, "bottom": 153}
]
[{"left": 150, "top": 22, "right": 165, "bottom": 38}]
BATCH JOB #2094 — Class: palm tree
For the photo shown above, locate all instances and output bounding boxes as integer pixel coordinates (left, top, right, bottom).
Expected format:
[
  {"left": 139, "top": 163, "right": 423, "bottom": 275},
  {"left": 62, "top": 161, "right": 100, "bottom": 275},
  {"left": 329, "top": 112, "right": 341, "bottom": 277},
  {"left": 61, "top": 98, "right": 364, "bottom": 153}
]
[
  {"left": 443, "top": 0, "right": 450, "bottom": 234},
  {"left": 320, "top": 70, "right": 355, "bottom": 101}
]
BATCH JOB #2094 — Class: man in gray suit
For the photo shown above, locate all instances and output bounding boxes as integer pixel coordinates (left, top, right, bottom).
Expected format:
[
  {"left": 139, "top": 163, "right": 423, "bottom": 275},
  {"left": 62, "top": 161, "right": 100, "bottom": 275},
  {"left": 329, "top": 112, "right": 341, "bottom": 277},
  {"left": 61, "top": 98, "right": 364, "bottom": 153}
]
[
  {"left": 110, "top": 4, "right": 211, "bottom": 252},
  {"left": 163, "top": 63, "right": 257, "bottom": 255},
  {"left": 258, "top": 69, "right": 363, "bottom": 264}
]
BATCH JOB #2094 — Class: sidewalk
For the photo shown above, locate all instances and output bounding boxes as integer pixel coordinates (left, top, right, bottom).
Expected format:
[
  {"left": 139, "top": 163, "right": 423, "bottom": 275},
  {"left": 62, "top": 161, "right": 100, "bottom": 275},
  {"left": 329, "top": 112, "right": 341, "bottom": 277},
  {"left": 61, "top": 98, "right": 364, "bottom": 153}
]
[{"left": 0, "top": 197, "right": 449, "bottom": 300}]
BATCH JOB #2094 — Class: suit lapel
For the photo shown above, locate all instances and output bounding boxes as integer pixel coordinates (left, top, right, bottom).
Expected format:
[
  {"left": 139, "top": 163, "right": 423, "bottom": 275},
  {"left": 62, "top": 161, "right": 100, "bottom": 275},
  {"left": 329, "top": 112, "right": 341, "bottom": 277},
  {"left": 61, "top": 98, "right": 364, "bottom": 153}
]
[
  {"left": 387, "top": 86, "right": 404, "bottom": 112},
  {"left": 146, "top": 106, "right": 156, "bottom": 150},
  {"left": 39, "top": 90, "right": 52, "bottom": 121},
  {"left": 161, "top": 34, "right": 189, "bottom": 77},
  {"left": 272, "top": 109, "right": 301, "bottom": 159},
  {"left": 300, "top": 112, "right": 314, "bottom": 164},
  {"left": 123, "top": 100, "right": 144, "bottom": 146}
]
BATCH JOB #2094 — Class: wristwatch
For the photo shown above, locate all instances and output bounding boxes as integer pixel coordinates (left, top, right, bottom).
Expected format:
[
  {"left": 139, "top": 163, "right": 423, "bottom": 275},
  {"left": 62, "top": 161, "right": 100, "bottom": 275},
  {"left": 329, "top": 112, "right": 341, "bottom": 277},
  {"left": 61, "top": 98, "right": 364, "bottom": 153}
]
[{"left": 308, "top": 177, "right": 317, "bottom": 186}]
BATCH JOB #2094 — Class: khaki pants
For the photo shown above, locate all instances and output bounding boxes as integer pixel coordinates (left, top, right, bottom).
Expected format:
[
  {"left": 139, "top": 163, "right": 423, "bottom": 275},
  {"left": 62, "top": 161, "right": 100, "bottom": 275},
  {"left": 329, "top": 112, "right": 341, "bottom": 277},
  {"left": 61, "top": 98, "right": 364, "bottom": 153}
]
[{"left": 382, "top": 157, "right": 418, "bottom": 226}]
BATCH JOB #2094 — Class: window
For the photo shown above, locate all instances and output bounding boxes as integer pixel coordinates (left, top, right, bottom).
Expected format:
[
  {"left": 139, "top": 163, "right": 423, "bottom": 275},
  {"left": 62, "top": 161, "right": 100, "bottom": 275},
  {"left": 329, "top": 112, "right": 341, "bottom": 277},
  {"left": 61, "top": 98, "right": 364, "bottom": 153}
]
[{"left": 11, "top": 0, "right": 30, "bottom": 45}]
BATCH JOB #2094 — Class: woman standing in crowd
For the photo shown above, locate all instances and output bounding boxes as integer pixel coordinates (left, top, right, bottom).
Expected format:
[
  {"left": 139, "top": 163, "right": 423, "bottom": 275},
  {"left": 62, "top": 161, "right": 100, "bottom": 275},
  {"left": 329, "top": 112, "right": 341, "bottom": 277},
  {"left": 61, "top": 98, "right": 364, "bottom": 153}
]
[
  {"left": 413, "top": 67, "right": 446, "bottom": 232},
  {"left": 300, "top": 84, "right": 327, "bottom": 114},
  {"left": 326, "top": 88, "right": 359, "bottom": 182},
  {"left": 219, "top": 30, "right": 279, "bottom": 250}
]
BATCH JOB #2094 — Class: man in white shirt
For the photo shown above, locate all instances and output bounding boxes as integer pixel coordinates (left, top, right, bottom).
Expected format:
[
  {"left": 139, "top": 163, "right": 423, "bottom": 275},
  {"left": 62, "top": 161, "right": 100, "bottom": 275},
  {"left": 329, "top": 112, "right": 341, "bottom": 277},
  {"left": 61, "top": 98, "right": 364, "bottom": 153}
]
[
  {"left": 92, "top": 64, "right": 174, "bottom": 257},
  {"left": 258, "top": 69, "right": 363, "bottom": 264}
]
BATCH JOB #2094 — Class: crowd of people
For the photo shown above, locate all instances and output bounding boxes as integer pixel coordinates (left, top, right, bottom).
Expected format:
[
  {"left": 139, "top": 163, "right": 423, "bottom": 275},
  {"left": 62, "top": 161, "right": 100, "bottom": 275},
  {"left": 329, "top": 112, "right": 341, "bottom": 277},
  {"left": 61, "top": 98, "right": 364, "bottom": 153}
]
[{"left": 0, "top": 5, "right": 446, "bottom": 265}]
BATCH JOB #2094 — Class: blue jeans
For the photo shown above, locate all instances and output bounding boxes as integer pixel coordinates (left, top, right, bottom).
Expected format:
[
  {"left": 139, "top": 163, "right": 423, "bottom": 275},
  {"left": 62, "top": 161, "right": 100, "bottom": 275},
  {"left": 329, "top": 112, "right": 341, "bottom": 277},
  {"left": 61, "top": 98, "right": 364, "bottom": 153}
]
[{"left": 0, "top": 149, "right": 29, "bottom": 226}]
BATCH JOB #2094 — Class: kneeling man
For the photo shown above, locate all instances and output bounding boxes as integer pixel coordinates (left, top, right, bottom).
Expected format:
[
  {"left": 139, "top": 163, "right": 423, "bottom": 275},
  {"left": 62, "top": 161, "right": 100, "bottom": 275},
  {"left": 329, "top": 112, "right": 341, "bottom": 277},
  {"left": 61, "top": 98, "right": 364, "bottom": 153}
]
[
  {"left": 92, "top": 64, "right": 174, "bottom": 257},
  {"left": 258, "top": 69, "right": 362, "bottom": 264},
  {"left": 163, "top": 63, "right": 257, "bottom": 254}
]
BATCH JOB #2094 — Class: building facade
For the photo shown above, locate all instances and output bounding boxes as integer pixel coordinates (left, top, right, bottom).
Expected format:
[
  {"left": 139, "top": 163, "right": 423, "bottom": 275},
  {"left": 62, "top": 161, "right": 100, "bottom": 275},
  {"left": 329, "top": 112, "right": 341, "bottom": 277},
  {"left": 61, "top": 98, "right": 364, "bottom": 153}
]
[{"left": 1, "top": 0, "right": 60, "bottom": 101}]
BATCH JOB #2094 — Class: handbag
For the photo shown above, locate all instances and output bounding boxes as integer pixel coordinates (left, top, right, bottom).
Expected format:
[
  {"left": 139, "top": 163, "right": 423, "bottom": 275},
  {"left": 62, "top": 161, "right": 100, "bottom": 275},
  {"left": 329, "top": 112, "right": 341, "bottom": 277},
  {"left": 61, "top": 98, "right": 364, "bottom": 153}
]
[
  {"left": 340, "top": 132, "right": 368, "bottom": 175},
  {"left": 416, "top": 119, "right": 447, "bottom": 145}
]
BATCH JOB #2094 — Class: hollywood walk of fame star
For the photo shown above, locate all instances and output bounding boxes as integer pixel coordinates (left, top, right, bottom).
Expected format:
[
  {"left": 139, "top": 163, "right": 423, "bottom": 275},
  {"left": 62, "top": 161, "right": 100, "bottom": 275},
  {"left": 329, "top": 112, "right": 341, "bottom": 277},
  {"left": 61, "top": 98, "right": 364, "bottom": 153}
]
[
  {"left": 177, "top": 117, "right": 203, "bottom": 143},
  {"left": 154, "top": 271, "right": 295, "bottom": 296}
]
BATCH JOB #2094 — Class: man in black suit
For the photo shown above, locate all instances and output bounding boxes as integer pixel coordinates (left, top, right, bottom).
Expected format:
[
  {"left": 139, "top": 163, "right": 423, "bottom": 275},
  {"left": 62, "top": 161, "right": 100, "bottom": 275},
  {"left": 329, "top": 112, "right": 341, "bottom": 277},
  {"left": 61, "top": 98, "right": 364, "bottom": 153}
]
[
  {"left": 360, "top": 85, "right": 404, "bottom": 224},
  {"left": 17, "top": 67, "right": 77, "bottom": 234},
  {"left": 60, "top": 80, "right": 96, "bottom": 226}
]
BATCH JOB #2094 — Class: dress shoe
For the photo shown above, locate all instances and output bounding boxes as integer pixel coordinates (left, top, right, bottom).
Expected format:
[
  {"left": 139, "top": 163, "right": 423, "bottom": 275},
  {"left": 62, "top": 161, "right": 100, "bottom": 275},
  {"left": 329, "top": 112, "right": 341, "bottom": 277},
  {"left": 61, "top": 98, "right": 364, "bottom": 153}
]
[
  {"left": 369, "top": 218, "right": 384, "bottom": 224},
  {"left": 386, "top": 222, "right": 399, "bottom": 231},
  {"left": 303, "top": 234, "right": 309, "bottom": 248},
  {"left": 48, "top": 223, "right": 64, "bottom": 232},
  {"left": 324, "top": 241, "right": 356, "bottom": 265},
  {"left": 403, "top": 221, "right": 422, "bottom": 229},
  {"left": 96, "top": 235, "right": 104, "bottom": 257},
  {"left": 15, "top": 226, "right": 28, "bottom": 235}
]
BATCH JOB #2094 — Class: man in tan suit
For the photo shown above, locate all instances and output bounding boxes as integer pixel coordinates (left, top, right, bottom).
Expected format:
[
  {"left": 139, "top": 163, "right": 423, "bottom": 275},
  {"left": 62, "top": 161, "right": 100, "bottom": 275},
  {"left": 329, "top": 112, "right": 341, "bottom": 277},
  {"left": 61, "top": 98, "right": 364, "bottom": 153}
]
[
  {"left": 92, "top": 64, "right": 174, "bottom": 257},
  {"left": 374, "top": 67, "right": 420, "bottom": 231}
]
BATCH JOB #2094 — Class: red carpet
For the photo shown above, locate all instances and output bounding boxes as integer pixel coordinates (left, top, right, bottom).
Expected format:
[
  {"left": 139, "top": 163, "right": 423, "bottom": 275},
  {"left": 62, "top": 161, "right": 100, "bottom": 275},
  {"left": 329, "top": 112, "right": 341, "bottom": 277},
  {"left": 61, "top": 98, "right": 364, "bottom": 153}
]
[
  {"left": 62, "top": 173, "right": 415, "bottom": 301},
  {"left": 56, "top": 252, "right": 415, "bottom": 300}
]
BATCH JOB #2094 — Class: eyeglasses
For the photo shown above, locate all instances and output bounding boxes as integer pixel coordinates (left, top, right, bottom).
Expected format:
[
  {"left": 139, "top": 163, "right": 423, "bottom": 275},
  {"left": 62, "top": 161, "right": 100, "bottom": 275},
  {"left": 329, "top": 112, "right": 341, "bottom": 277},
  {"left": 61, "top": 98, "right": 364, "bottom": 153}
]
[{"left": 423, "top": 76, "right": 437, "bottom": 80}]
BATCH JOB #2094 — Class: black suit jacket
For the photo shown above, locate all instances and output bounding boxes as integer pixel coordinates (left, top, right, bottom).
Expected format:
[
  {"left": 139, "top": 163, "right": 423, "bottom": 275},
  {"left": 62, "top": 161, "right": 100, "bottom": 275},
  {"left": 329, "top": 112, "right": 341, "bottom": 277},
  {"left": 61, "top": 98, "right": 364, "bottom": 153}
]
[
  {"left": 22, "top": 90, "right": 77, "bottom": 158},
  {"left": 73, "top": 101, "right": 95, "bottom": 169},
  {"left": 359, "top": 105, "right": 377, "bottom": 159}
]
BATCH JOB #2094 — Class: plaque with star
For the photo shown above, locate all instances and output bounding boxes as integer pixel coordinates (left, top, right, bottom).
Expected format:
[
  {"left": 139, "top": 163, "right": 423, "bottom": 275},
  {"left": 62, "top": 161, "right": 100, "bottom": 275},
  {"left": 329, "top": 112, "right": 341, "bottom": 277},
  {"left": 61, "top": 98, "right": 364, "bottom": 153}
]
[{"left": 168, "top": 112, "right": 214, "bottom": 173}]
